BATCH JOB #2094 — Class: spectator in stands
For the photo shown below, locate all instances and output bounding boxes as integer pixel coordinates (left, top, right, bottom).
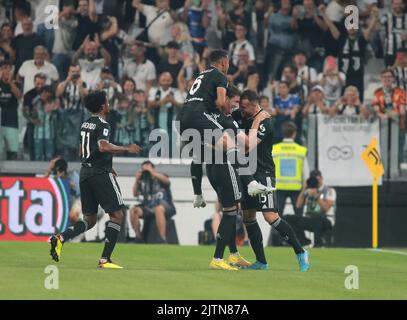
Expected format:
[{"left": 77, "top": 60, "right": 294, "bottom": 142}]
[
  {"left": 0, "top": 60, "right": 22, "bottom": 160},
  {"left": 72, "top": 34, "right": 111, "bottom": 90},
  {"left": 134, "top": 89, "right": 153, "bottom": 156},
  {"left": 291, "top": 50, "right": 318, "bottom": 91},
  {"left": 132, "top": 0, "right": 177, "bottom": 47},
  {"left": 320, "top": 4, "right": 379, "bottom": 102},
  {"left": 273, "top": 80, "right": 301, "bottom": 142},
  {"left": 286, "top": 169, "right": 336, "bottom": 247},
  {"left": 112, "top": 95, "right": 133, "bottom": 147},
  {"left": 130, "top": 160, "right": 176, "bottom": 243},
  {"left": 23, "top": 73, "right": 46, "bottom": 160},
  {"left": 11, "top": 17, "right": 45, "bottom": 72},
  {"left": 228, "top": 23, "right": 255, "bottom": 67},
  {"left": 317, "top": 56, "right": 346, "bottom": 107},
  {"left": 228, "top": 50, "right": 258, "bottom": 91},
  {"left": 158, "top": 41, "right": 184, "bottom": 88},
  {"left": 12, "top": 0, "right": 31, "bottom": 37},
  {"left": 52, "top": 0, "right": 78, "bottom": 80},
  {"left": 282, "top": 64, "right": 306, "bottom": 103},
  {"left": 72, "top": 0, "right": 99, "bottom": 51},
  {"left": 170, "top": 22, "right": 194, "bottom": 60},
  {"left": 30, "top": 86, "right": 59, "bottom": 161},
  {"left": 148, "top": 72, "right": 183, "bottom": 144},
  {"left": 291, "top": 0, "right": 327, "bottom": 72},
  {"left": 181, "top": 0, "right": 210, "bottom": 56},
  {"left": 250, "top": 0, "right": 268, "bottom": 63},
  {"left": 259, "top": 95, "right": 276, "bottom": 116},
  {"left": 97, "top": 66, "right": 122, "bottom": 109},
  {"left": 99, "top": 15, "right": 120, "bottom": 79},
  {"left": 122, "top": 76, "right": 137, "bottom": 106},
  {"left": 0, "top": 23, "right": 13, "bottom": 61},
  {"left": 302, "top": 85, "right": 329, "bottom": 115},
  {"left": 17, "top": 46, "right": 59, "bottom": 94},
  {"left": 392, "top": 48, "right": 407, "bottom": 94},
  {"left": 381, "top": 0, "right": 407, "bottom": 67},
  {"left": 266, "top": 0, "right": 298, "bottom": 81},
  {"left": 123, "top": 43, "right": 156, "bottom": 93},
  {"left": 56, "top": 64, "right": 88, "bottom": 160},
  {"left": 218, "top": 0, "right": 251, "bottom": 49},
  {"left": 245, "top": 72, "right": 261, "bottom": 92},
  {"left": 373, "top": 68, "right": 406, "bottom": 164},
  {"left": 330, "top": 86, "right": 370, "bottom": 118}
]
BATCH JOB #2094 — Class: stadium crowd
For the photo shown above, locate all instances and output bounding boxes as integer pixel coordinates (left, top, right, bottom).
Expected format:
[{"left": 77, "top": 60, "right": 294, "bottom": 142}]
[{"left": 0, "top": 0, "right": 406, "bottom": 163}]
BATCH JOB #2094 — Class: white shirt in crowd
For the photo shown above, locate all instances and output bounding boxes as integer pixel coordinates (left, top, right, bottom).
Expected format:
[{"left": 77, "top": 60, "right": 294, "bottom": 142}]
[
  {"left": 143, "top": 5, "right": 174, "bottom": 46},
  {"left": 298, "top": 65, "right": 317, "bottom": 83},
  {"left": 53, "top": 16, "right": 78, "bottom": 55},
  {"left": 18, "top": 60, "right": 59, "bottom": 94},
  {"left": 124, "top": 58, "right": 156, "bottom": 91},
  {"left": 228, "top": 40, "right": 255, "bottom": 66},
  {"left": 78, "top": 58, "right": 105, "bottom": 90}
]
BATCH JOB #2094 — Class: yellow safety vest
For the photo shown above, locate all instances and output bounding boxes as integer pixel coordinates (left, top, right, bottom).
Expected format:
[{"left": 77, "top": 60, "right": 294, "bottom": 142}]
[{"left": 273, "top": 141, "right": 307, "bottom": 191}]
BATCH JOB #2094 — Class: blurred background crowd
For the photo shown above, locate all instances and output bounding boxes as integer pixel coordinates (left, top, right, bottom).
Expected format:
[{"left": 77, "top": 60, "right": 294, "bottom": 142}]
[{"left": 0, "top": 0, "right": 406, "bottom": 164}]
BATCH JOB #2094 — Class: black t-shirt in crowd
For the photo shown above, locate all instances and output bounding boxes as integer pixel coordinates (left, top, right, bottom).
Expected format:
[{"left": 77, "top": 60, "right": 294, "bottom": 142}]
[
  {"left": 184, "top": 66, "right": 228, "bottom": 113},
  {"left": 72, "top": 15, "right": 99, "bottom": 51},
  {"left": 0, "top": 80, "right": 19, "bottom": 128},
  {"left": 232, "top": 109, "right": 276, "bottom": 177},
  {"left": 157, "top": 60, "right": 183, "bottom": 88},
  {"left": 338, "top": 33, "right": 367, "bottom": 79},
  {"left": 79, "top": 115, "right": 113, "bottom": 181},
  {"left": 11, "top": 33, "right": 45, "bottom": 71}
]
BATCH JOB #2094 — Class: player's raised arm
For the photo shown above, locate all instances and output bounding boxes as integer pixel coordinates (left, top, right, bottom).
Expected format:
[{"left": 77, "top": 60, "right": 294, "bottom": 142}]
[{"left": 215, "top": 87, "right": 227, "bottom": 111}]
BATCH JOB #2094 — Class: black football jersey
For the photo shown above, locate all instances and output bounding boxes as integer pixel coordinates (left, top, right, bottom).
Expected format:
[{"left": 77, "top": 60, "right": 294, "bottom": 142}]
[
  {"left": 79, "top": 116, "right": 113, "bottom": 178},
  {"left": 184, "top": 66, "right": 228, "bottom": 112},
  {"left": 232, "top": 109, "right": 275, "bottom": 176}
]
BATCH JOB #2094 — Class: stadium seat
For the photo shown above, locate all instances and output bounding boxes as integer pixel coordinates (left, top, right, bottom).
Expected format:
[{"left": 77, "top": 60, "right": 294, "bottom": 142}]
[{"left": 142, "top": 216, "right": 179, "bottom": 244}]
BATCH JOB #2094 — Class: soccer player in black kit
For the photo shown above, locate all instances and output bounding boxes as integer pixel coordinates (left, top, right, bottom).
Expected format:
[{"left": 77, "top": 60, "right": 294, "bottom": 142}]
[
  {"left": 179, "top": 50, "right": 272, "bottom": 270},
  {"left": 49, "top": 91, "right": 141, "bottom": 269},
  {"left": 233, "top": 90, "right": 310, "bottom": 272}
]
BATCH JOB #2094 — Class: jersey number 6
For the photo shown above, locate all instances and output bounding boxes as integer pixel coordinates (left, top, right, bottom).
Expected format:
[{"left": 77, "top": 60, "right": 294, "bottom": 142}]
[{"left": 189, "top": 74, "right": 204, "bottom": 96}]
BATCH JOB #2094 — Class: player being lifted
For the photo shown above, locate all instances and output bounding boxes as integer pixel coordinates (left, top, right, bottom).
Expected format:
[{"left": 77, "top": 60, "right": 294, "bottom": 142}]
[
  {"left": 233, "top": 90, "right": 310, "bottom": 271},
  {"left": 49, "top": 91, "right": 141, "bottom": 269},
  {"left": 178, "top": 50, "right": 272, "bottom": 270}
]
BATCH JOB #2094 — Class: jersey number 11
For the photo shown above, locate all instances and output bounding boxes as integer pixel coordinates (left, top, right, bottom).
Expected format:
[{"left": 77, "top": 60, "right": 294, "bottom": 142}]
[{"left": 80, "top": 131, "right": 91, "bottom": 159}]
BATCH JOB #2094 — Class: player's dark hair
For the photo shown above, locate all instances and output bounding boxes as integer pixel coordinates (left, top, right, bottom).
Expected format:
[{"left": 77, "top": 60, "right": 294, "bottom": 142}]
[
  {"left": 282, "top": 121, "right": 297, "bottom": 139},
  {"left": 209, "top": 49, "right": 228, "bottom": 65},
  {"left": 240, "top": 90, "right": 259, "bottom": 104},
  {"left": 84, "top": 90, "right": 107, "bottom": 114},
  {"left": 227, "top": 84, "right": 240, "bottom": 98}
]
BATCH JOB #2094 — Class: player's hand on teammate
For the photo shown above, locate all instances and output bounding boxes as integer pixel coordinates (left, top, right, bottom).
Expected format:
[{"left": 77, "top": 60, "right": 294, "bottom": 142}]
[{"left": 126, "top": 144, "right": 142, "bottom": 154}]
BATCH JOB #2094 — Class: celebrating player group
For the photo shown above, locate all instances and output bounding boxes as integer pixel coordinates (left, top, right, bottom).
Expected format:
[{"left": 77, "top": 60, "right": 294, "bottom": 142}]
[{"left": 49, "top": 49, "right": 309, "bottom": 272}]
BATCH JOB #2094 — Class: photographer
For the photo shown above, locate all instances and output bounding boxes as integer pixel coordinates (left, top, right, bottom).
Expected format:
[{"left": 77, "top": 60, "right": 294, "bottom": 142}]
[
  {"left": 284, "top": 170, "right": 336, "bottom": 247},
  {"left": 129, "top": 161, "right": 176, "bottom": 243}
]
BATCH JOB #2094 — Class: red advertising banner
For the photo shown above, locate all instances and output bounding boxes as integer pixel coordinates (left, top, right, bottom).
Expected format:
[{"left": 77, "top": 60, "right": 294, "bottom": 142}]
[{"left": 0, "top": 177, "right": 69, "bottom": 241}]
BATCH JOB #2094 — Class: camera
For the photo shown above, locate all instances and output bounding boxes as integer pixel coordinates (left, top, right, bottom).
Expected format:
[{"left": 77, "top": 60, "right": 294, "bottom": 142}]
[
  {"left": 141, "top": 170, "right": 151, "bottom": 180},
  {"left": 72, "top": 73, "right": 80, "bottom": 80},
  {"left": 306, "top": 176, "right": 319, "bottom": 189},
  {"left": 103, "top": 79, "right": 111, "bottom": 87}
]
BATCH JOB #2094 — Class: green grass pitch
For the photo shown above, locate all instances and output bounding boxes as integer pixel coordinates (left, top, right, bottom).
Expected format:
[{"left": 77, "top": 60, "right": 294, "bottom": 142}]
[{"left": 0, "top": 242, "right": 406, "bottom": 299}]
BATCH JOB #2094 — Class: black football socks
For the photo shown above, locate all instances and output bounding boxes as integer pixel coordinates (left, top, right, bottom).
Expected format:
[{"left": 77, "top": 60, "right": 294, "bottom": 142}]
[
  {"left": 214, "top": 210, "right": 238, "bottom": 259},
  {"left": 244, "top": 219, "right": 267, "bottom": 264},
  {"left": 271, "top": 217, "right": 304, "bottom": 255},
  {"left": 60, "top": 220, "right": 88, "bottom": 242},
  {"left": 101, "top": 221, "right": 121, "bottom": 261},
  {"left": 190, "top": 160, "right": 203, "bottom": 195}
]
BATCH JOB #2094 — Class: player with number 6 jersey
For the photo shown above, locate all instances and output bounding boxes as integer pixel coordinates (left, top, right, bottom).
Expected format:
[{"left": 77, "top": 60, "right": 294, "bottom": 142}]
[{"left": 49, "top": 91, "right": 141, "bottom": 269}]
